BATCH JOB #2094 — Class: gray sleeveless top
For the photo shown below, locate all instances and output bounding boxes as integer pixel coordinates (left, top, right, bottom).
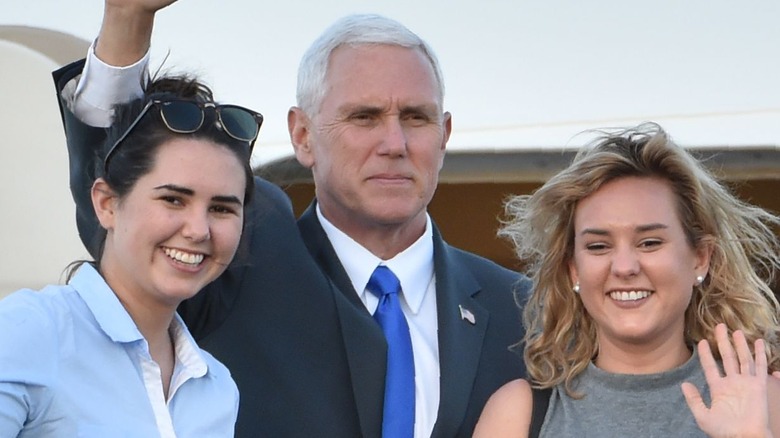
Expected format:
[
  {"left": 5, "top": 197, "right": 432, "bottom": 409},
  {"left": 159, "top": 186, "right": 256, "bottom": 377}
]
[{"left": 540, "top": 351, "right": 711, "bottom": 437}]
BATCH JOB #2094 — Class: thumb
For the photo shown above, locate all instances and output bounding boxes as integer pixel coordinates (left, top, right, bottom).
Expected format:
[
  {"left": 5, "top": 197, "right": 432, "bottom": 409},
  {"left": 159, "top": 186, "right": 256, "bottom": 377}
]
[{"left": 681, "top": 382, "right": 708, "bottom": 418}]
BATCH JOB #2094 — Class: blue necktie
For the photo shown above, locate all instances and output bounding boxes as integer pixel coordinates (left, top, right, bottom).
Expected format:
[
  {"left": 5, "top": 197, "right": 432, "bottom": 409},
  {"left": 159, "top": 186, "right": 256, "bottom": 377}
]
[{"left": 367, "top": 265, "right": 415, "bottom": 438}]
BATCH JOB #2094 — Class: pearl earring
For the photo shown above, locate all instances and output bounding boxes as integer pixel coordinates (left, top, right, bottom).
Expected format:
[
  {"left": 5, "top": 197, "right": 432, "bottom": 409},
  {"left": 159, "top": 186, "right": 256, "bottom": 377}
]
[
  {"left": 573, "top": 282, "right": 580, "bottom": 293},
  {"left": 696, "top": 275, "right": 704, "bottom": 285}
]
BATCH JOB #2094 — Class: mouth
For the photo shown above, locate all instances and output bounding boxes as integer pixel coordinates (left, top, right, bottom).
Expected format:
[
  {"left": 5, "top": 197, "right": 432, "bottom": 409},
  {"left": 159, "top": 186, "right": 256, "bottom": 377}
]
[
  {"left": 369, "top": 173, "right": 412, "bottom": 183},
  {"left": 608, "top": 290, "right": 652, "bottom": 302},
  {"left": 163, "top": 247, "right": 205, "bottom": 266}
]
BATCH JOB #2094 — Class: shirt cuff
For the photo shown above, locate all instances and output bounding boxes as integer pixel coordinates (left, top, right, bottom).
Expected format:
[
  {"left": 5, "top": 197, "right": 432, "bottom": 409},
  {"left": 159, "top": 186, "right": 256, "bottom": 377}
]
[{"left": 69, "top": 41, "right": 149, "bottom": 128}]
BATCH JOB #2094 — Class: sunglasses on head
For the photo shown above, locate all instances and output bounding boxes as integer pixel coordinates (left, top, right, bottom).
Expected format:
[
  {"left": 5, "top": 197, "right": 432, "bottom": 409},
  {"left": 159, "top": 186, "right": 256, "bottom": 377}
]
[{"left": 104, "top": 98, "right": 264, "bottom": 173}]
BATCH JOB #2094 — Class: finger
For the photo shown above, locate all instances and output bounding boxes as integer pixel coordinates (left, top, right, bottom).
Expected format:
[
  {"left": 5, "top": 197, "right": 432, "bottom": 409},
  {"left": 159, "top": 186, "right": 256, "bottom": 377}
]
[
  {"left": 732, "top": 330, "right": 755, "bottom": 375},
  {"left": 754, "top": 338, "right": 767, "bottom": 377},
  {"left": 715, "top": 323, "right": 738, "bottom": 375},
  {"left": 697, "top": 338, "right": 723, "bottom": 382}
]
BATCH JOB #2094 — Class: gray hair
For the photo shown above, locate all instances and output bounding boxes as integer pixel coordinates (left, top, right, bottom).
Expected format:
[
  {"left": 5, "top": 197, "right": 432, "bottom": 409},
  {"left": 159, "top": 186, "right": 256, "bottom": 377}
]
[{"left": 295, "top": 14, "right": 446, "bottom": 115}]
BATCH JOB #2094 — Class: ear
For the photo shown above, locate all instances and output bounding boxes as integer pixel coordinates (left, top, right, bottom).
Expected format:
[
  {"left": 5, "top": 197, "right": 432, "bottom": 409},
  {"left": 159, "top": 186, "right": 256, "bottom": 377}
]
[
  {"left": 694, "top": 238, "right": 714, "bottom": 281},
  {"left": 91, "top": 178, "right": 119, "bottom": 231},
  {"left": 568, "top": 259, "right": 579, "bottom": 288},
  {"left": 441, "top": 111, "right": 452, "bottom": 152},
  {"left": 434, "top": 111, "right": 452, "bottom": 171},
  {"left": 288, "top": 106, "right": 315, "bottom": 169}
]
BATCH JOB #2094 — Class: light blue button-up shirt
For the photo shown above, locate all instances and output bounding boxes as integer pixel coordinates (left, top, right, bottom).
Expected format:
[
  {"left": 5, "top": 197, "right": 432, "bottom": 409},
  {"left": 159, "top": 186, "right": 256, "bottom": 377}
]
[{"left": 0, "top": 264, "right": 238, "bottom": 437}]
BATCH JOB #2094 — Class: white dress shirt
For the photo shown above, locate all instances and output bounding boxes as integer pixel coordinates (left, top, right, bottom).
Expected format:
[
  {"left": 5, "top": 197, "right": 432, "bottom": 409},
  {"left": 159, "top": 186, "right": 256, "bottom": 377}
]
[
  {"left": 65, "top": 42, "right": 149, "bottom": 128},
  {"left": 317, "top": 206, "right": 440, "bottom": 438}
]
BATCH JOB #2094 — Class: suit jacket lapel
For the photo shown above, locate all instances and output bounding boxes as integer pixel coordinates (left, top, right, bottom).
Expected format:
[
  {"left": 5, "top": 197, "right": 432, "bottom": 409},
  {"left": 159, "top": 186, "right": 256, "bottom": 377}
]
[
  {"left": 430, "top": 225, "right": 488, "bottom": 438},
  {"left": 297, "top": 203, "right": 386, "bottom": 438}
]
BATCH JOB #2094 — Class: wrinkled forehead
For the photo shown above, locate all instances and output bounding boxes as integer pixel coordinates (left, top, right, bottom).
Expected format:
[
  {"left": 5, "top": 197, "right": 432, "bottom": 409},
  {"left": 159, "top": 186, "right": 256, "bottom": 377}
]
[{"left": 323, "top": 44, "right": 443, "bottom": 106}]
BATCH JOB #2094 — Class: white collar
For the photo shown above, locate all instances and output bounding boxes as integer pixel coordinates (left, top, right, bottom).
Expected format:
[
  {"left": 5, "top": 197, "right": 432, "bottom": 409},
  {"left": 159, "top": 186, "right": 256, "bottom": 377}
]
[
  {"left": 316, "top": 205, "right": 435, "bottom": 314},
  {"left": 72, "top": 264, "right": 209, "bottom": 386}
]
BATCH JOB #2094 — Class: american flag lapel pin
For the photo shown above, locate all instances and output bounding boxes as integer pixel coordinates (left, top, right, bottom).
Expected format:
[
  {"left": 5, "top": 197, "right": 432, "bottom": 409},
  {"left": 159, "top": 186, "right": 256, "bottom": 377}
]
[{"left": 459, "top": 305, "right": 476, "bottom": 325}]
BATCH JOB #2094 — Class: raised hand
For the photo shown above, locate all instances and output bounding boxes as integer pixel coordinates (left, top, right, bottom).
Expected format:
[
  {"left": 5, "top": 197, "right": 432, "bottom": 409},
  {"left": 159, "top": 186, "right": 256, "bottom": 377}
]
[
  {"left": 96, "top": 0, "right": 179, "bottom": 66},
  {"left": 681, "top": 323, "right": 772, "bottom": 438},
  {"left": 105, "top": 0, "right": 178, "bottom": 14}
]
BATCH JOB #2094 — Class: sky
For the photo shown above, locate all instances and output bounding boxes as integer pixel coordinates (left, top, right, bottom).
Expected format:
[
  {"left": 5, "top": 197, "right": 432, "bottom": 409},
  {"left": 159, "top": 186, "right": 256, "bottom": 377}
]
[{"left": 5, "top": 0, "right": 780, "bottom": 162}]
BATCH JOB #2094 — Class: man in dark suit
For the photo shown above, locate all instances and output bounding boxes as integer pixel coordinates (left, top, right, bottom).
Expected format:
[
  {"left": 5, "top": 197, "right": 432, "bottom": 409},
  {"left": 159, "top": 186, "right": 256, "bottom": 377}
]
[
  {"left": 56, "top": 1, "right": 529, "bottom": 436},
  {"left": 287, "top": 14, "right": 529, "bottom": 437}
]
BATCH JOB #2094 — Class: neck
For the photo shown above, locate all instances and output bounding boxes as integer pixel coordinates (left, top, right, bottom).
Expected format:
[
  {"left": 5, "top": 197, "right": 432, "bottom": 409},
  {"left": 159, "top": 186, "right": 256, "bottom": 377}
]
[
  {"left": 99, "top": 260, "right": 177, "bottom": 397},
  {"left": 98, "top": 250, "right": 179, "bottom": 339},
  {"left": 594, "top": 332, "right": 692, "bottom": 374},
  {"left": 103, "top": 274, "right": 177, "bottom": 341},
  {"left": 320, "top": 207, "right": 427, "bottom": 260}
]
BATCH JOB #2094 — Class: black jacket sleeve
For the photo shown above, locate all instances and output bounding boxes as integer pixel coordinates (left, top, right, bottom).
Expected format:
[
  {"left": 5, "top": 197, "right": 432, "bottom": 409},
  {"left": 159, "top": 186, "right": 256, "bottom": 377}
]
[{"left": 52, "top": 58, "right": 105, "bottom": 258}]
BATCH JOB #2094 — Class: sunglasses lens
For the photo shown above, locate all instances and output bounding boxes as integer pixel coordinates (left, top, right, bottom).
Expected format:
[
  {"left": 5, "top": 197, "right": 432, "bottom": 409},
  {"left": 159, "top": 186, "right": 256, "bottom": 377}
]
[
  {"left": 160, "top": 101, "right": 203, "bottom": 132},
  {"left": 220, "top": 106, "right": 261, "bottom": 141}
]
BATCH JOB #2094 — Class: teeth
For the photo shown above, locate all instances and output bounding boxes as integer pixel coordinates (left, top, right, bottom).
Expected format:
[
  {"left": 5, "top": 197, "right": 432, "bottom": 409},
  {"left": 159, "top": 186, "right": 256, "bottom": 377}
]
[
  {"left": 609, "top": 290, "right": 651, "bottom": 301},
  {"left": 163, "top": 248, "right": 204, "bottom": 265}
]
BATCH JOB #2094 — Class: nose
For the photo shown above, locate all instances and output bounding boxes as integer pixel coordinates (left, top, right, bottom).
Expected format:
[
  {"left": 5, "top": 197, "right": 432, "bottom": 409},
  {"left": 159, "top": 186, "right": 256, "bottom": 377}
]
[
  {"left": 378, "top": 118, "right": 408, "bottom": 157},
  {"left": 610, "top": 245, "right": 640, "bottom": 278},
  {"left": 182, "top": 210, "right": 211, "bottom": 243}
]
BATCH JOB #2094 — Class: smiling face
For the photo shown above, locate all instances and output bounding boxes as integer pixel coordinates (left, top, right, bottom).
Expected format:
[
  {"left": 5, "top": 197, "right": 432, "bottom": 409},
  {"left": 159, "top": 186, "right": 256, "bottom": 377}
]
[
  {"left": 95, "top": 138, "right": 246, "bottom": 312},
  {"left": 290, "top": 44, "right": 451, "bottom": 250},
  {"left": 569, "top": 176, "right": 711, "bottom": 362}
]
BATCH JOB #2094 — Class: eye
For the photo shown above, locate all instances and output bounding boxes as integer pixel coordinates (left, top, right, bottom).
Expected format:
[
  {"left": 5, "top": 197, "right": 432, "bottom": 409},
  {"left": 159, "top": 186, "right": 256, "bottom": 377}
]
[
  {"left": 401, "top": 111, "right": 432, "bottom": 127},
  {"left": 348, "top": 112, "right": 378, "bottom": 126},
  {"left": 160, "top": 195, "right": 184, "bottom": 206},
  {"left": 638, "top": 239, "right": 663, "bottom": 250},
  {"left": 210, "top": 204, "right": 239, "bottom": 216},
  {"left": 584, "top": 242, "right": 610, "bottom": 253}
]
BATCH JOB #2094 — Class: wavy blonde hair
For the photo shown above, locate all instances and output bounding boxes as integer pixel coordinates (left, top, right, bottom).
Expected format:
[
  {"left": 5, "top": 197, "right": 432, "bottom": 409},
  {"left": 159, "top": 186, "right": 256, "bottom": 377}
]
[{"left": 500, "top": 123, "right": 780, "bottom": 396}]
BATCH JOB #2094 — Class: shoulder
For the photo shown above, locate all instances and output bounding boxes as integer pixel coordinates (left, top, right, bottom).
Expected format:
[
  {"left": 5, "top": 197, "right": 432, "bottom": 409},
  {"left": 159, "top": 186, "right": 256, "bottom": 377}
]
[
  {"left": 432, "top": 221, "right": 521, "bottom": 280},
  {"left": 446, "top": 245, "right": 533, "bottom": 298},
  {"left": 473, "top": 378, "right": 533, "bottom": 438},
  {"left": 0, "top": 287, "right": 68, "bottom": 378},
  {"left": 241, "top": 177, "right": 295, "bottom": 226},
  {"left": 252, "top": 177, "right": 292, "bottom": 208},
  {"left": 489, "top": 378, "right": 533, "bottom": 406},
  {"left": 446, "top": 245, "right": 525, "bottom": 282},
  {"left": 0, "top": 287, "right": 67, "bottom": 333},
  {"left": 233, "top": 176, "right": 297, "bottom": 256}
]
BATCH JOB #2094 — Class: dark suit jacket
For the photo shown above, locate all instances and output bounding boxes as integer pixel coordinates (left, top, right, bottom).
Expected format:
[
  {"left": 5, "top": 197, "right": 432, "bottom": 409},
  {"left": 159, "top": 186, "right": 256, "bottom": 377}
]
[
  {"left": 298, "top": 203, "right": 529, "bottom": 437},
  {"left": 53, "top": 59, "right": 364, "bottom": 437}
]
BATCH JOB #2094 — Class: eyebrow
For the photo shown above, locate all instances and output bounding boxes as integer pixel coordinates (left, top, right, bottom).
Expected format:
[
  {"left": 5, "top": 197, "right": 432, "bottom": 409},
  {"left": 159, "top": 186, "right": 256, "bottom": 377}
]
[
  {"left": 344, "top": 104, "right": 382, "bottom": 113},
  {"left": 340, "top": 102, "right": 439, "bottom": 115},
  {"left": 579, "top": 223, "right": 669, "bottom": 236},
  {"left": 400, "top": 103, "right": 439, "bottom": 114},
  {"left": 154, "top": 184, "right": 243, "bottom": 206}
]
